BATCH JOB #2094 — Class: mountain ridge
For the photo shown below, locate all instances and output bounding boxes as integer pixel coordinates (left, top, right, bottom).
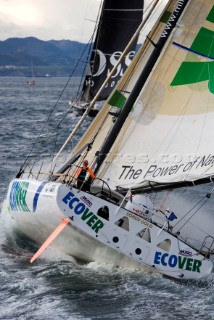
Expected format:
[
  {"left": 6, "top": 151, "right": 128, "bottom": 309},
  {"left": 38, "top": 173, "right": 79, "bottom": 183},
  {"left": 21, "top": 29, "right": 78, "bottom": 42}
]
[{"left": 0, "top": 37, "right": 89, "bottom": 76}]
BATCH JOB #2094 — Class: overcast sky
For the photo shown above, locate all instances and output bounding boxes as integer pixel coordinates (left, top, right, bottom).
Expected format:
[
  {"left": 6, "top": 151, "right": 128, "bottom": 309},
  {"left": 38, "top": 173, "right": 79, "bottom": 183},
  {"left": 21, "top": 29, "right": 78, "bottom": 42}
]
[{"left": 0, "top": 0, "right": 168, "bottom": 42}]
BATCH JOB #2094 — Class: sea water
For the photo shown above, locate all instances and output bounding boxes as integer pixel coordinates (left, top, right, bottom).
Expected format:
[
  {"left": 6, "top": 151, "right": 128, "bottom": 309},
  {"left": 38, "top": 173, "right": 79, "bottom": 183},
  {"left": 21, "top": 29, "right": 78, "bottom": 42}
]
[{"left": 0, "top": 77, "right": 214, "bottom": 320}]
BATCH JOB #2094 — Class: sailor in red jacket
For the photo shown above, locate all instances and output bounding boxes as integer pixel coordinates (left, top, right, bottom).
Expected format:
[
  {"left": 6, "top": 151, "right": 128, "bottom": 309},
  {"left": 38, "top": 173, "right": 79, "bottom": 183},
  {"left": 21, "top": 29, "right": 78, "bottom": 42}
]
[{"left": 75, "top": 159, "right": 96, "bottom": 190}]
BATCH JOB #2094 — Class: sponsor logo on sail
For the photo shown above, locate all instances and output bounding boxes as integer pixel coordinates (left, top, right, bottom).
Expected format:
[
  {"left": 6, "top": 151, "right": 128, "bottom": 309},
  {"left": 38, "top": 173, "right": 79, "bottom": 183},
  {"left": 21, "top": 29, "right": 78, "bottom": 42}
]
[
  {"left": 87, "top": 50, "right": 135, "bottom": 89},
  {"left": 117, "top": 154, "right": 214, "bottom": 181},
  {"left": 143, "top": 154, "right": 214, "bottom": 179}
]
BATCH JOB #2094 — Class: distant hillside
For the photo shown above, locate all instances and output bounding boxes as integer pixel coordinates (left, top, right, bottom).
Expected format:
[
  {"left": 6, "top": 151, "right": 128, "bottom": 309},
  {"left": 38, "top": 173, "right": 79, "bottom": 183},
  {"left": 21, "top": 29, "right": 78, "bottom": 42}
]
[{"left": 0, "top": 37, "right": 89, "bottom": 77}]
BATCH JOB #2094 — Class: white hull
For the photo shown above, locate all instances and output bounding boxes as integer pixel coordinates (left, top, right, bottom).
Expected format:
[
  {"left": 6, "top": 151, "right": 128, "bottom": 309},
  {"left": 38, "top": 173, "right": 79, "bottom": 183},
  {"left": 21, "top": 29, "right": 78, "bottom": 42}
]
[{"left": 3, "top": 178, "right": 213, "bottom": 280}]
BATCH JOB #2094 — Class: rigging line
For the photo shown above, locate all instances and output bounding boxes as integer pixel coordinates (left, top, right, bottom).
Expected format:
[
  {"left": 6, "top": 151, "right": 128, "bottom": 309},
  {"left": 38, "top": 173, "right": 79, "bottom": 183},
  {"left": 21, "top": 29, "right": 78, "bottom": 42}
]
[
  {"left": 177, "top": 197, "right": 210, "bottom": 232},
  {"left": 73, "top": 28, "right": 99, "bottom": 99},
  {"left": 175, "top": 186, "right": 214, "bottom": 232},
  {"left": 53, "top": 2, "right": 157, "bottom": 164},
  {"left": 89, "top": 0, "right": 105, "bottom": 77},
  {"left": 55, "top": 106, "right": 112, "bottom": 174},
  {"left": 20, "top": 34, "right": 98, "bottom": 173},
  {"left": 77, "top": 1, "right": 103, "bottom": 98},
  {"left": 76, "top": 43, "right": 94, "bottom": 99},
  {"left": 173, "top": 196, "right": 208, "bottom": 229},
  {"left": 169, "top": 187, "right": 189, "bottom": 213},
  {"left": 181, "top": 217, "right": 214, "bottom": 242},
  {"left": 90, "top": 116, "right": 112, "bottom": 144},
  {"left": 175, "top": 196, "right": 214, "bottom": 241}
]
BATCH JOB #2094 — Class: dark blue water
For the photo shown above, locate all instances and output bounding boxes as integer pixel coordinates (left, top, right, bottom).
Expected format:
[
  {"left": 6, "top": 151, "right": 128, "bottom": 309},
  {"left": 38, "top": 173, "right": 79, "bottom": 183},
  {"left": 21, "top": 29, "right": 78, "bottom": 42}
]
[{"left": 0, "top": 77, "right": 214, "bottom": 320}]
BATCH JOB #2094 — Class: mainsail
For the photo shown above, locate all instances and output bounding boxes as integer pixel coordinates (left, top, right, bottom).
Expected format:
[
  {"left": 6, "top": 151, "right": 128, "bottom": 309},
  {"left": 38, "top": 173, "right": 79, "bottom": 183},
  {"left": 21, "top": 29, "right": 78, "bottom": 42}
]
[
  {"left": 91, "top": 0, "right": 214, "bottom": 193},
  {"left": 79, "top": 0, "right": 144, "bottom": 103},
  {"left": 55, "top": 0, "right": 171, "bottom": 178}
]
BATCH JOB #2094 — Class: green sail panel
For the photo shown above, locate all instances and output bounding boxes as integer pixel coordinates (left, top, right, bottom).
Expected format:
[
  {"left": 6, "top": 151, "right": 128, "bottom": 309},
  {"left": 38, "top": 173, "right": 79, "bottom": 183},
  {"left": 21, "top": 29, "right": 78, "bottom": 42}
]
[
  {"left": 108, "top": 90, "right": 127, "bottom": 109},
  {"left": 207, "top": 5, "right": 214, "bottom": 23},
  {"left": 171, "top": 5, "right": 214, "bottom": 91},
  {"left": 170, "top": 61, "right": 214, "bottom": 93},
  {"left": 191, "top": 27, "right": 214, "bottom": 59}
]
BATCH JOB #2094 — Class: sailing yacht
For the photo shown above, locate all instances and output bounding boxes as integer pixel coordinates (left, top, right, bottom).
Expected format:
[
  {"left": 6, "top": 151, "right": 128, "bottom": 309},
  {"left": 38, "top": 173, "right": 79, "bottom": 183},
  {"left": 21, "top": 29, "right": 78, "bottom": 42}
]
[
  {"left": 27, "top": 79, "right": 36, "bottom": 85},
  {"left": 27, "top": 63, "right": 36, "bottom": 85},
  {"left": 70, "top": 0, "right": 144, "bottom": 117},
  {"left": 2, "top": 0, "right": 214, "bottom": 280}
]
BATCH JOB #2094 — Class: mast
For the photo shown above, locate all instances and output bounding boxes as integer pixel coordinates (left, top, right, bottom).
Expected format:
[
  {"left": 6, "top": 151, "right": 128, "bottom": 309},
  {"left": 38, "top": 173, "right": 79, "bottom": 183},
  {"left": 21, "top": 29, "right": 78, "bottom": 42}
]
[{"left": 94, "top": 0, "right": 190, "bottom": 175}]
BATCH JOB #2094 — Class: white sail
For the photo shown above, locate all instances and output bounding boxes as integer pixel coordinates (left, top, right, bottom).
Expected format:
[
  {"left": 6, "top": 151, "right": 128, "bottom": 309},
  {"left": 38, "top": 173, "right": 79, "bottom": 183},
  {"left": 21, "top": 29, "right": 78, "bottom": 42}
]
[
  {"left": 96, "top": 0, "right": 214, "bottom": 190},
  {"left": 61, "top": 0, "right": 175, "bottom": 180}
]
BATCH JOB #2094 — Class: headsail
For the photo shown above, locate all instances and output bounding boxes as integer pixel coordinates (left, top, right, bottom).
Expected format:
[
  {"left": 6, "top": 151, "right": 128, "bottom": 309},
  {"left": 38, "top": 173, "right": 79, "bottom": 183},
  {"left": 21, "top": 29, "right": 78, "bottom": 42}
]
[
  {"left": 58, "top": 0, "right": 176, "bottom": 180},
  {"left": 96, "top": 0, "right": 214, "bottom": 192},
  {"left": 80, "top": 0, "right": 144, "bottom": 103}
]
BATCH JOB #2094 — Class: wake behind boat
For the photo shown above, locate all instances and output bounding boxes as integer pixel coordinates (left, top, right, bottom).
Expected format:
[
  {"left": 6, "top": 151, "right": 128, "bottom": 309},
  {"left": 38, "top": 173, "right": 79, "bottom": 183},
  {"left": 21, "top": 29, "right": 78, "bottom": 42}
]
[{"left": 2, "top": 0, "right": 214, "bottom": 281}]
